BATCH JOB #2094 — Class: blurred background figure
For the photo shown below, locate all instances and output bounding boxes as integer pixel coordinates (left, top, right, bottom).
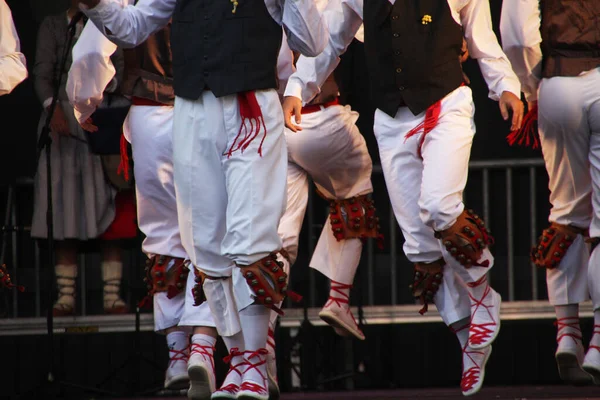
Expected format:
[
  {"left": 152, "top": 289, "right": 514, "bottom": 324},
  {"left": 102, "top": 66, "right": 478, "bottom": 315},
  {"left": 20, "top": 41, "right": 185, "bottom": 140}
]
[{"left": 30, "top": 0, "right": 129, "bottom": 317}]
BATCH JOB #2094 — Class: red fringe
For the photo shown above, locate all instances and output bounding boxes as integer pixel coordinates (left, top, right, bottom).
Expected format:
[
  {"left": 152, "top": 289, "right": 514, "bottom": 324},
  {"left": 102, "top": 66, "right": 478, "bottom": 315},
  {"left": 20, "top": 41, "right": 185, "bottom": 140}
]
[
  {"left": 404, "top": 100, "right": 442, "bottom": 158},
  {"left": 117, "top": 133, "right": 130, "bottom": 181},
  {"left": 225, "top": 91, "right": 267, "bottom": 158},
  {"left": 506, "top": 104, "right": 539, "bottom": 149}
]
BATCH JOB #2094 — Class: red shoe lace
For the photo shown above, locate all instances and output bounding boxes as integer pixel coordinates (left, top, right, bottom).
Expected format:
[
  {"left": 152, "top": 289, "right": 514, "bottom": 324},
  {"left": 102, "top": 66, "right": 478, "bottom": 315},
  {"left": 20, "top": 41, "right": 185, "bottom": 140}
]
[
  {"left": 324, "top": 280, "right": 352, "bottom": 308},
  {"left": 267, "top": 328, "right": 276, "bottom": 353},
  {"left": 239, "top": 348, "right": 268, "bottom": 394},
  {"left": 190, "top": 343, "right": 215, "bottom": 372},
  {"left": 216, "top": 348, "right": 246, "bottom": 394},
  {"left": 168, "top": 347, "right": 189, "bottom": 368},
  {"left": 554, "top": 317, "right": 582, "bottom": 345},
  {"left": 467, "top": 277, "right": 496, "bottom": 346},
  {"left": 461, "top": 341, "right": 486, "bottom": 391},
  {"left": 589, "top": 324, "right": 600, "bottom": 353},
  {"left": 325, "top": 280, "right": 362, "bottom": 328}
]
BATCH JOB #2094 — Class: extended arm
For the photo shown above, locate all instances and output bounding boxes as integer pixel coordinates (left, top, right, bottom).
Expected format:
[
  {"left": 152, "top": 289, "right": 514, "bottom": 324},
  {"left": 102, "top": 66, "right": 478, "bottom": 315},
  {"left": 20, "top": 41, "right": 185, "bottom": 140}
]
[
  {"left": 67, "top": 22, "right": 118, "bottom": 124},
  {"left": 0, "top": 0, "right": 27, "bottom": 95},
  {"left": 79, "top": 0, "right": 175, "bottom": 48},
  {"left": 499, "top": 0, "right": 542, "bottom": 102}
]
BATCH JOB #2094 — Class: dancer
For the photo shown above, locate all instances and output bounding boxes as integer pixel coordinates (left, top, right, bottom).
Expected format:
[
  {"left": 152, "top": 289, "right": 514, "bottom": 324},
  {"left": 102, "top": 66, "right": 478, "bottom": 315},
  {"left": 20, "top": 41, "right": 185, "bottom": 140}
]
[
  {"left": 283, "top": 0, "right": 523, "bottom": 395},
  {"left": 501, "top": 0, "right": 600, "bottom": 385},
  {"left": 77, "top": 0, "right": 327, "bottom": 398},
  {"left": 67, "top": 19, "right": 219, "bottom": 395}
]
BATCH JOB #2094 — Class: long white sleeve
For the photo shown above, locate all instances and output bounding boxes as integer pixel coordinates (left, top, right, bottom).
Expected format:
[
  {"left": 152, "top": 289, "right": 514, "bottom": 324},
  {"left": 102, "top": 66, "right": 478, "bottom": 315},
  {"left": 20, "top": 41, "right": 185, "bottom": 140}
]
[
  {"left": 499, "top": 0, "right": 542, "bottom": 102},
  {"left": 83, "top": 0, "right": 175, "bottom": 49},
  {"left": 275, "top": 0, "right": 328, "bottom": 57},
  {"left": 0, "top": 0, "right": 27, "bottom": 96},
  {"left": 284, "top": 0, "right": 362, "bottom": 104},
  {"left": 67, "top": 22, "right": 118, "bottom": 124},
  {"left": 457, "top": 0, "right": 521, "bottom": 101}
]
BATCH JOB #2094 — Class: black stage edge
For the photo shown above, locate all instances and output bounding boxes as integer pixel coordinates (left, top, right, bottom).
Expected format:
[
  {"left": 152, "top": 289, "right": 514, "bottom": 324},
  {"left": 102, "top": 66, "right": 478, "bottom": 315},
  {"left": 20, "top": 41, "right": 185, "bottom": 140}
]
[{"left": 2, "top": 318, "right": 598, "bottom": 399}]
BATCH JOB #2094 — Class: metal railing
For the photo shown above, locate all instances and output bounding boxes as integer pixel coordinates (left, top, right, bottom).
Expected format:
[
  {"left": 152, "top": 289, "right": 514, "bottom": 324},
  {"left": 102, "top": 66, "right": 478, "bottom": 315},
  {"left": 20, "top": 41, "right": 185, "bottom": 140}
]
[{"left": 0, "top": 158, "right": 593, "bottom": 335}]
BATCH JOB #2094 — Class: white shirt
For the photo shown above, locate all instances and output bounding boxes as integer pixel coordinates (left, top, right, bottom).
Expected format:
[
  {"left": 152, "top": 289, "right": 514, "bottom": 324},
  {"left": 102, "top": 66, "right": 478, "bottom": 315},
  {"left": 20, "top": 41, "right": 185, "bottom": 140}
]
[
  {"left": 82, "top": 0, "right": 328, "bottom": 58},
  {"left": 499, "top": 0, "right": 542, "bottom": 102},
  {"left": 0, "top": 0, "right": 27, "bottom": 96},
  {"left": 284, "top": 0, "right": 521, "bottom": 106},
  {"left": 67, "top": 21, "right": 119, "bottom": 124}
]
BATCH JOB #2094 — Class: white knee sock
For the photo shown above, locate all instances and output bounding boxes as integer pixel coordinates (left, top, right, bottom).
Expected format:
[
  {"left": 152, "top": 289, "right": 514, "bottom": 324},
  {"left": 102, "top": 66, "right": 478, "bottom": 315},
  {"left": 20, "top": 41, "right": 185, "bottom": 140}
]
[
  {"left": 240, "top": 304, "right": 270, "bottom": 385},
  {"left": 450, "top": 317, "right": 470, "bottom": 349},
  {"left": 166, "top": 330, "right": 189, "bottom": 365},
  {"left": 221, "top": 331, "right": 246, "bottom": 387}
]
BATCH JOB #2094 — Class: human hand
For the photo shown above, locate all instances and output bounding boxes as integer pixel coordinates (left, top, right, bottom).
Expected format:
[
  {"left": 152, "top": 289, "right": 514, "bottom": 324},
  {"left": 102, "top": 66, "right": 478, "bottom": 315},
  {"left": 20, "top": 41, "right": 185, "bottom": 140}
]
[
  {"left": 499, "top": 91, "right": 524, "bottom": 131},
  {"left": 49, "top": 104, "right": 71, "bottom": 136},
  {"left": 282, "top": 96, "right": 303, "bottom": 132},
  {"left": 81, "top": 117, "right": 98, "bottom": 132}
]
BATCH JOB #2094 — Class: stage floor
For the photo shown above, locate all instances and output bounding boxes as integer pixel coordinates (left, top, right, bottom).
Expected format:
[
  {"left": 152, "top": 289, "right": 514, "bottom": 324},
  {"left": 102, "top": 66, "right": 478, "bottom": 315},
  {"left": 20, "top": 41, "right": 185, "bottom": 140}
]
[{"left": 115, "top": 385, "right": 600, "bottom": 400}]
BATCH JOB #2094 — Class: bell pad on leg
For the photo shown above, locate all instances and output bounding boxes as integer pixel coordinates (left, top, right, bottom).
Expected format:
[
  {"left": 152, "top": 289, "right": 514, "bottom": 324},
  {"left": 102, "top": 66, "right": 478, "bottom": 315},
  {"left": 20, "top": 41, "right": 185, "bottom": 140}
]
[
  {"left": 192, "top": 267, "right": 209, "bottom": 306},
  {"left": 327, "top": 194, "right": 383, "bottom": 247},
  {"left": 435, "top": 209, "right": 493, "bottom": 268},
  {"left": 143, "top": 255, "right": 190, "bottom": 299},
  {"left": 531, "top": 223, "right": 585, "bottom": 269},
  {"left": 409, "top": 258, "right": 445, "bottom": 315},
  {"left": 240, "top": 252, "right": 290, "bottom": 315}
]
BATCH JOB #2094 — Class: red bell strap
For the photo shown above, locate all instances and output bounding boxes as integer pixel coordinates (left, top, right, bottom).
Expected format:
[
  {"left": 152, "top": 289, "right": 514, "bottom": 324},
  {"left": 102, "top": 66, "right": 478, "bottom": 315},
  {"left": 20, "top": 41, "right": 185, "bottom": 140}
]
[
  {"left": 226, "top": 91, "right": 267, "bottom": 158},
  {"left": 506, "top": 104, "right": 539, "bottom": 149}
]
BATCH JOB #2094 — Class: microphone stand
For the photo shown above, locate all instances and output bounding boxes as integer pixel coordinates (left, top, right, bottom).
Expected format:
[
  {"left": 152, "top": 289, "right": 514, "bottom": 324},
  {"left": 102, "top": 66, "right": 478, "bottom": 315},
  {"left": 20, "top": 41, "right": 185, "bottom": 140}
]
[{"left": 23, "top": 17, "right": 117, "bottom": 399}]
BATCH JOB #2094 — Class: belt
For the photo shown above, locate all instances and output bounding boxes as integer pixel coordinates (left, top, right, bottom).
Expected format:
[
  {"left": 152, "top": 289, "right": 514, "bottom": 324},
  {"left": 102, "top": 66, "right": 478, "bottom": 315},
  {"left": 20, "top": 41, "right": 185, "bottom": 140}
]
[
  {"left": 131, "top": 96, "right": 169, "bottom": 107},
  {"left": 301, "top": 98, "right": 339, "bottom": 114}
]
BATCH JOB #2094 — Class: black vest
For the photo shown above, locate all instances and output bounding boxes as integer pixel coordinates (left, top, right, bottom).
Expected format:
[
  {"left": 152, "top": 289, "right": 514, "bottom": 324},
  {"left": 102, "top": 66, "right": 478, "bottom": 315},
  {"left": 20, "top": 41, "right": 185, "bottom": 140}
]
[
  {"left": 540, "top": 0, "right": 600, "bottom": 78},
  {"left": 364, "top": 0, "right": 464, "bottom": 116},
  {"left": 170, "top": 0, "right": 282, "bottom": 99},
  {"left": 121, "top": 25, "right": 175, "bottom": 105}
]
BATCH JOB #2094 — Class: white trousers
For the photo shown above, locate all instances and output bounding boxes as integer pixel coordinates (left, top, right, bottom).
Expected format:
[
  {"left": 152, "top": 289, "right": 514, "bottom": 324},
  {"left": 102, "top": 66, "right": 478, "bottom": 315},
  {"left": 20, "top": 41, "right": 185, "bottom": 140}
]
[
  {"left": 124, "top": 104, "right": 214, "bottom": 333},
  {"left": 538, "top": 67, "right": 600, "bottom": 307},
  {"left": 173, "top": 90, "right": 287, "bottom": 336},
  {"left": 279, "top": 105, "right": 373, "bottom": 283},
  {"left": 373, "top": 86, "right": 492, "bottom": 325}
]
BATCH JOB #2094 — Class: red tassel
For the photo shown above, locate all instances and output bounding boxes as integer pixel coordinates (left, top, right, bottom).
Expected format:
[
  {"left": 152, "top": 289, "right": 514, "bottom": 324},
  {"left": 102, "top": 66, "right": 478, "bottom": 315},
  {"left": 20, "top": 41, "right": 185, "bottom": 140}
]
[
  {"left": 506, "top": 104, "right": 539, "bottom": 149},
  {"left": 117, "top": 133, "right": 130, "bottom": 181},
  {"left": 137, "top": 295, "right": 152, "bottom": 309},
  {"left": 286, "top": 290, "right": 303, "bottom": 303},
  {"left": 404, "top": 100, "right": 442, "bottom": 158},
  {"left": 225, "top": 91, "right": 267, "bottom": 158}
]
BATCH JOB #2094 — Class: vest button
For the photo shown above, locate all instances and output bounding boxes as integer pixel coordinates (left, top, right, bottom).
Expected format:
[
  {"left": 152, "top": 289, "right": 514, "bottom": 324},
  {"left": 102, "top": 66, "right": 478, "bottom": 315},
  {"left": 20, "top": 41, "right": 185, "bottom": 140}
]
[
  {"left": 396, "top": 67, "right": 402, "bottom": 73},
  {"left": 398, "top": 86, "right": 405, "bottom": 91},
  {"left": 395, "top": 50, "right": 401, "bottom": 56},
  {"left": 393, "top": 33, "right": 399, "bottom": 38},
  {"left": 392, "top": 15, "right": 399, "bottom": 20}
]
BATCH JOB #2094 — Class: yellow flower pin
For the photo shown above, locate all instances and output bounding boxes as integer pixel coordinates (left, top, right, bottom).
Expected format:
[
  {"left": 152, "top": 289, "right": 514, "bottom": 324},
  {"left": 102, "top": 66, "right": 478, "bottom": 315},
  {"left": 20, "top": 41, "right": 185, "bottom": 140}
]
[
  {"left": 421, "top": 14, "right": 432, "bottom": 25},
  {"left": 231, "top": 0, "right": 238, "bottom": 13}
]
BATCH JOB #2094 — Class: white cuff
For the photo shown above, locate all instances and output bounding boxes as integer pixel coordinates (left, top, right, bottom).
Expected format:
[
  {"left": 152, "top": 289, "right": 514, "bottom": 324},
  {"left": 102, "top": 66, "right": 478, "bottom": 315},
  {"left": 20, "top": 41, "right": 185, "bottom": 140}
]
[{"left": 283, "top": 79, "right": 305, "bottom": 105}]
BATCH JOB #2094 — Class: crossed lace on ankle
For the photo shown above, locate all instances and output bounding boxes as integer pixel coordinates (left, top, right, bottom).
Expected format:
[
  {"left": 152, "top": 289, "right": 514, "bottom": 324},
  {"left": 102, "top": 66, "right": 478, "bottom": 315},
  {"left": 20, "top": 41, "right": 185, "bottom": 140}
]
[
  {"left": 325, "top": 280, "right": 353, "bottom": 309},
  {"left": 589, "top": 324, "right": 600, "bottom": 353},
  {"left": 240, "top": 348, "right": 269, "bottom": 394},
  {"left": 218, "top": 348, "right": 246, "bottom": 394},
  {"left": 169, "top": 346, "right": 189, "bottom": 368},
  {"left": 467, "top": 277, "right": 496, "bottom": 347},
  {"left": 267, "top": 328, "right": 276, "bottom": 354},
  {"left": 554, "top": 317, "right": 583, "bottom": 345},
  {"left": 189, "top": 342, "right": 214, "bottom": 366}
]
